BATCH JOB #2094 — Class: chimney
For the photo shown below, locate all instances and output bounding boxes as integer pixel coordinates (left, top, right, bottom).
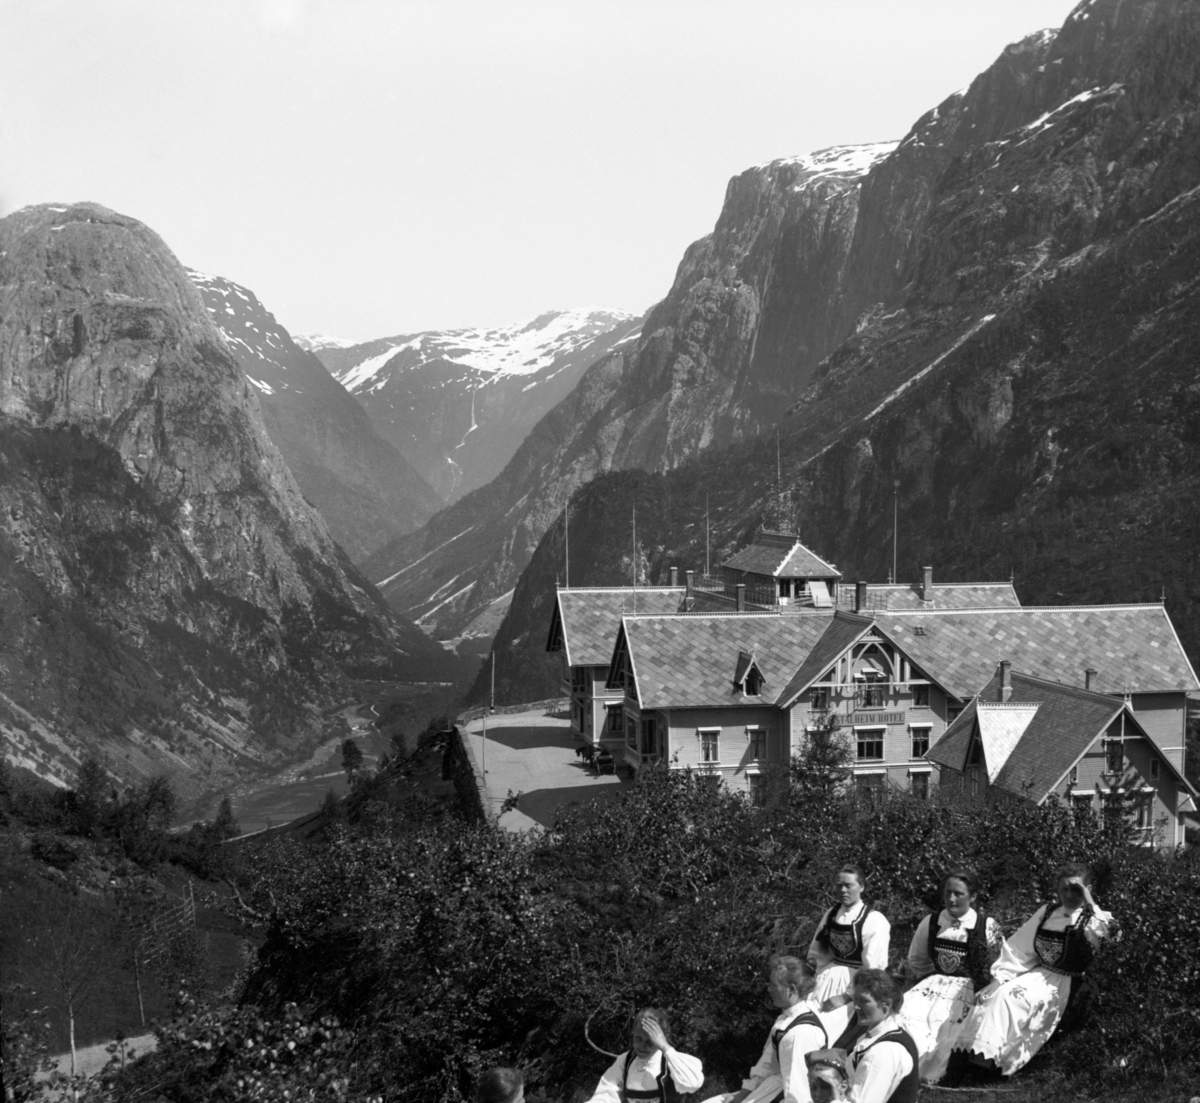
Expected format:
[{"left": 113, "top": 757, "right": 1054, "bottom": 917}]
[
  {"left": 685, "top": 569, "right": 694, "bottom": 596},
  {"left": 736, "top": 583, "right": 746, "bottom": 612},
  {"left": 1085, "top": 668, "right": 1098, "bottom": 691},
  {"left": 669, "top": 566, "right": 679, "bottom": 587},
  {"left": 999, "top": 660, "right": 1012, "bottom": 702},
  {"left": 921, "top": 565, "right": 933, "bottom": 602},
  {"left": 854, "top": 580, "right": 868, "bottom": 613}
]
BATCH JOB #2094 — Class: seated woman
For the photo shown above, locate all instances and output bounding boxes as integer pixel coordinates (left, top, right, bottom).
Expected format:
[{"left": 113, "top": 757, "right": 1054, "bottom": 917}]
[
  {"left": 476, "top": 1068, "right": 524, "bottom": 1103},
  {"left": 807, "top": 864, "right": 890, "bottom": 1009},
  {"left": 585, "top": 1007, "right": 703, "bottom": 1103},
  {"left": 835, "top": 970, "right": 919, "bottom": 1103},
  {"left": 950, "top": 862, "right": 1116, "bottom": 1079},
  {"left": 897, "top": 868, "right": 1002, "bottom": 1084},
  {"left": 701, "top": 955, "right": 849, "bottom": 1103}
]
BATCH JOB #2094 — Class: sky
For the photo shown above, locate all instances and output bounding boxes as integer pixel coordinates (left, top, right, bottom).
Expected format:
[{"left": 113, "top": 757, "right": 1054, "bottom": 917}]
[{"left": 1, "top": 0, "right": 1082, "bottom": 342}]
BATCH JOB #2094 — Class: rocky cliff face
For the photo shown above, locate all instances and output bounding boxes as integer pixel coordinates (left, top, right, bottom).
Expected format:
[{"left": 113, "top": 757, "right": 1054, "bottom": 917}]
[
  {"left": 314, "top": 310, "right": 641, "bottom": 502},
  {"left": 188, "top": 272, "right": 439, "bottom": 563},
  {"left": 367, "top": 144, "right": 896, "bottom": 646},
  {"left": 481, "top": 0, "right": 1200, "bottom": 705},
  {"left": 0, "top": 203, "right": 452, "bottom": 793}
]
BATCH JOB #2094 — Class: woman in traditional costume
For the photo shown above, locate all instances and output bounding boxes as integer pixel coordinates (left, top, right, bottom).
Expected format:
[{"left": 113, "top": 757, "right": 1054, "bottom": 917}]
[
  {"left": 807, "top": 864, "right": 890, "bottom": 1009},
  {"left": 585, "top": 1007, "right": 704, "bottom": 1103},
  {"left": 897, "top": 869, "right": 1002, "bottom": 1084},
  {"left": 835, "top": 970, "right": 920, "bottom": 1103},
  {"left": 949, "top": 863, "right": 1115, "bottom": 1078}
]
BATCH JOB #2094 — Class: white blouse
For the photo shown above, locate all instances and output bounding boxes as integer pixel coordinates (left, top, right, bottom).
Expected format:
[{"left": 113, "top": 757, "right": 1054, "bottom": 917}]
[
  {"left": 847, "top": 1015, "right": 913, "bottom": 1103},
  {"left": 585, "top": 1046, "right": 704, "bottom": 1103},
  {"left": 990, "top": 901, "right": 1115, "bottom": 985},
  {"left": 807, "top": 901, "right": 890, "bottom": 969},
  {"left": 906, "top": 907, "right": 1003, "bottom": 979},
  {"left": 741, "top": 997, "right": 841, "bottom": 1103}
]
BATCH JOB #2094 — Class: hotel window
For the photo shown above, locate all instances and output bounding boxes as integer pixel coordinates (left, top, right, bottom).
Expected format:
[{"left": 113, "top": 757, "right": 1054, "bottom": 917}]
[
  {"left": 911, "top": 684, "right": 930, "bottom": 708},
  {"left": 947, "top": 705, "right": 963, "bottom": 724},
  {"left": 910, "top": 772, "right": 929, "bottom": 800},
  {"left": 810, "top": 686, "right": 830, "bottom": 710},
  {"left": 1106, "top": 740, "right": 1124, "bottom": 775},
  {"left": 856, "top": 728, "right": 884, "bottom": 761},
  {"left": 748, "top": 772, "right": 764, "bottom": 805},
  {"left": 700, "top": 729, "right": 720, "bottom": 764},
  {"left": 1072, "top": 791, "right": 1094, "bottom": 814},
  {"left": 625, "top": 714, "right": 637, "bottom": 749},
  {"left": 748, "top": 727, "right": 767, "bottom": 761},
  {"left": 856, "top": 774, "right": 885, "bottom": 804},
  {"left": 572, "top": 666, "right": 590, "bottom": 692},
  {"left": 1067, "top": 765, "right": 1078, "bottom": 785},
  {"left": 910, "top": 726, "right": 931, "bottom": 759},
  {"left": 605, "top": 704, "right": 624, "bottom": 735},
  {"left": 1150, "top": 759, "right": 1160, "bottom": 781},
  {"left": 970, "top": 767, "right": 980, "bottom": 798},
  {"left": 779, "top": 579, "right": 792, "bottom": 599}
]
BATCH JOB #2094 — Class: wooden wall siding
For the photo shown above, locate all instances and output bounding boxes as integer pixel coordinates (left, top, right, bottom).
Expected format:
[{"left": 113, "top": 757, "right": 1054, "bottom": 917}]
[
  {"left": 1128, "top": 693, "right": 1188, "bottom": 770},
  {"left": 657, "top": 706, "right": 786, "bottom": 793}
]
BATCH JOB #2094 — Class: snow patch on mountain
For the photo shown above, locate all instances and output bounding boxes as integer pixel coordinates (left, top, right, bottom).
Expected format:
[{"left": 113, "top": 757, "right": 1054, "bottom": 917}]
[
  {"left": 333, "top": 307, "right": 636, "bottom": 395},
  {"left": 757, "top": 142, "right": 900, "bottom": 180},
  {"left": 294, "top": 332, "right": 358, "bottom": 352}
]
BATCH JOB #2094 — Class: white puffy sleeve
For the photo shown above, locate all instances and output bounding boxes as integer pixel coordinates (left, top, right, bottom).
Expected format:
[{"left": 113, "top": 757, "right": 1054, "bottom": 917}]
[
  {"left": 1083, "top": 904, "right": 1116, "bottom": 949},
  {"left": 906, "top": 915, "right": 934, "bottom": 979},
  {"left": 779, "top": 1021, "right": 826, "bottom": 1103},
  {"left": 861, "top": 909, "right": 890, "bottom": 970},
  {"left": 663, "top": 1047, "right": 705, "bottom": 1093},
  {"left": 989, "top": 905, "right": 1047, "bottom": 984},
  {"left": 583, "top": 1053, "right": 627, "bottom": 1103}
]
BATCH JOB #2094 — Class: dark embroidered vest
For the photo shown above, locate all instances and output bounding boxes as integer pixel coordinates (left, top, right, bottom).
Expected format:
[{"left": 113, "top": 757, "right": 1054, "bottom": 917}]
[
  {"left": 618, "top": 1052, "right": 677, "bottom": 1103},
  {"left": 772, "top": 1009, "right": 827, "bottom": 1057},
  {"left": 856, "top": 1028, "right": 920, "bottom": 1103},
  {"left": 765, "top": 1010, "right": 828, "bottom": 1103},
  {"left": 1033, "top": 901, "right": 1095, "bottom": 977},
  {"left": 817, "top": 904, "right": 873, "bottom": 966},
  {"left": 926, "top": 910, "right": 992, "bottom": 989}
]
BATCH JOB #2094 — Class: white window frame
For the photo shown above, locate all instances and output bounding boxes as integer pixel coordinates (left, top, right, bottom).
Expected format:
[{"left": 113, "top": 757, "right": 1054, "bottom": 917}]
[
  {"left": 746, "top": 725, "right": 767, "bottom": 762},
  {"left": 698, "top": 727, "right": 721, "bottom": 766},
  {"left": 855, "top": 725, "right": 886, "bottom": 761},
  {"left": 908, "top": 722, "right": 933, "bottom": 760}
]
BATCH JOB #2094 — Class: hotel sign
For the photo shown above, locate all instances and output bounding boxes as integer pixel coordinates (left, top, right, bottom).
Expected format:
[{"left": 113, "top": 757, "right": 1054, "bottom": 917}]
[{"left": 850, "top": 712, "right": 905, "bottom": 726}]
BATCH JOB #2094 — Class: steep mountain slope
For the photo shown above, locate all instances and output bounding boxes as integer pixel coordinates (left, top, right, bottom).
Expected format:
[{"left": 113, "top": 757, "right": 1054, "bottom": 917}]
[
  {"left": 0, "top": 203, "right": 452, "bottom": 795},
  {"left": 315, "top": 310, "right": 641, "bottom": 502},
  {"left": 188, "top": 272, "right": 439, "bottom": 563},
  {"left": 479, "top": 0, "right": 1200, "bottom": 705},
  {"left": 366, "top": 143, "right": 898, "bottom": 646}
]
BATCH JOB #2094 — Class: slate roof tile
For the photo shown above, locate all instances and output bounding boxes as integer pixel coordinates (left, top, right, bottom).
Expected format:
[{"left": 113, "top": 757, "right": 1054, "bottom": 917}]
[
  {"left": 862, "top": 582, "right": 1021, "bottom": 611},
  {"left": 553, "top": 588, "right": 685, "bottom": 667},
  {"left": 878, "top": 605, "right": 1198, "bottom": 699},
  {"left": 722, "top": 535, "right": 841, "bottom": 578},
  {"left": 623, "top": 612, "right": 833, "bottom": 709}
]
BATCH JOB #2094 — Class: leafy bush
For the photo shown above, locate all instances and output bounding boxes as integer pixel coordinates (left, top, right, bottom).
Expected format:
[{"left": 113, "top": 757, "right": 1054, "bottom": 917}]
[{"left": 98, "top": 769, "right": 1200, "bottom": 1102}]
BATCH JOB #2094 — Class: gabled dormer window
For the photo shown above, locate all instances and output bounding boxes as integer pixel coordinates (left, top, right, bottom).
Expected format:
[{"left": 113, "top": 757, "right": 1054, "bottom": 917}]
[{"left": 734, "top": 649, "right": 765, "bottom": 697}]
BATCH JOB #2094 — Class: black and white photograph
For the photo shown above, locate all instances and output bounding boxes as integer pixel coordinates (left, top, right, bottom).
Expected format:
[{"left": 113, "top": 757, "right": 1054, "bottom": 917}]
[{"left": 2, "top": 1, "right": 1198, "bottom": 1100}]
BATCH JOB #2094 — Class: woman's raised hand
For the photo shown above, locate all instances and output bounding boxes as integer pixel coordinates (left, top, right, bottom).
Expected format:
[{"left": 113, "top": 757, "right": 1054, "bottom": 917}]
[{"left": 640, "top": 1014, "right": 670, "bottom": 1052}]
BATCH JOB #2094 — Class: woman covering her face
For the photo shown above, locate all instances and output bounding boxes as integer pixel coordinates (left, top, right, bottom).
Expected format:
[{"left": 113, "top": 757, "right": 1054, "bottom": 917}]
[
  {"left": 895, "top": 869, "right": 1003, "bottom": 1083},
  {"left": 583, "top": 1008, "right": 704, "bottom": 1103},
  {"left": 948, "top": 863, "right": 1116, "bottom": 1080}
]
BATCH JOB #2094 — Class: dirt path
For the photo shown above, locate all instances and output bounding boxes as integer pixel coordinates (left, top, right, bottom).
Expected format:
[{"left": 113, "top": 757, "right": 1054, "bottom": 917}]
[{"left": 47, "top": 1033, "right": 158, "bottom": 1080}]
